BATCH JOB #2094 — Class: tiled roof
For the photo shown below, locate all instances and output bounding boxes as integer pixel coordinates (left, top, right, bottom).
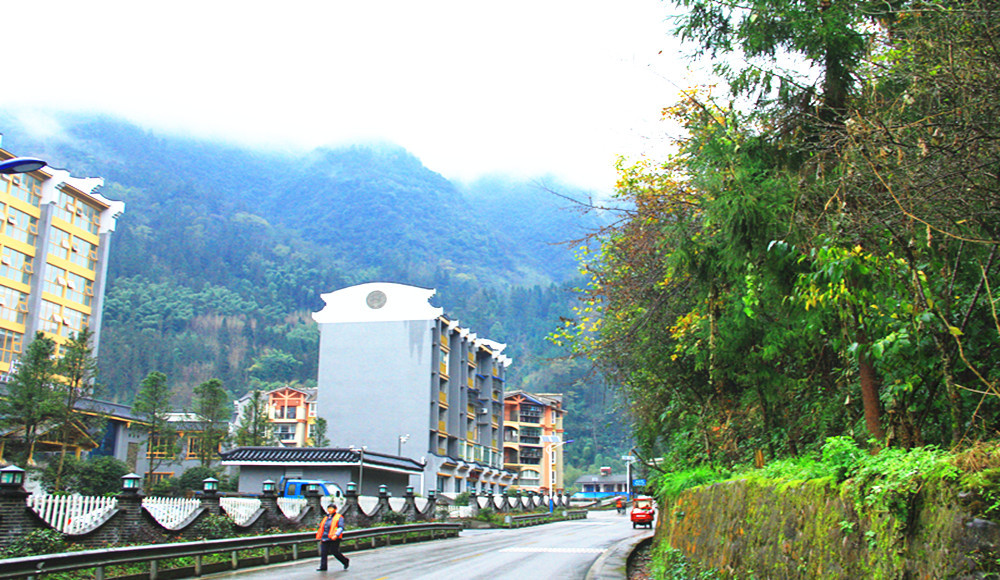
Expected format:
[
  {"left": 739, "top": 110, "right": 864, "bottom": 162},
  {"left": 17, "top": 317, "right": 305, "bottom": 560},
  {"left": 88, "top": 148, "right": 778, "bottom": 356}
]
[
  {"left": 574, "top": 473, "right": 629, "bottom": 485},
  {"left": 74, "top": 397, "right": 145, "bottom": 422},
  {"left": 219, "top": 446, "right": 425, "bottom": 473}
]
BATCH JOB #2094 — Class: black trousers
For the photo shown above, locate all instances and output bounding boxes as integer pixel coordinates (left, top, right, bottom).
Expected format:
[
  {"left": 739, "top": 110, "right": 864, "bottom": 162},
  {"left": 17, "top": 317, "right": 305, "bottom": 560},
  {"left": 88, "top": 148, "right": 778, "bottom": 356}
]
[{"left": 319, "top": 538, "right": 349, "bottom": 569}]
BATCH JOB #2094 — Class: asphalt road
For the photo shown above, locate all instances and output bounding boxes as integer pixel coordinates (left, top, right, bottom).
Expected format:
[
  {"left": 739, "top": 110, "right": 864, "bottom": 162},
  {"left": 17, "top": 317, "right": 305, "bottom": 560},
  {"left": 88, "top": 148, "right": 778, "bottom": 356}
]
[{"left": 202, "top": 510, "right": 648, "bottom": 580}]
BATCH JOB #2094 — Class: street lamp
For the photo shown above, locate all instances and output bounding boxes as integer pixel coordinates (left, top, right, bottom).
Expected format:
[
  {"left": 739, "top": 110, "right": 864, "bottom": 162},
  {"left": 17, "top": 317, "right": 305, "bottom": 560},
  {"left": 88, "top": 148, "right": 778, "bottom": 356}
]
[
  {"left": 0, "top": 157, "right": 47, "bottom": 174},
  {"left": 350, "top": 445, "right": 367, "bottom": 495},
  {"left": 397, "top": 434, "right": 409, "bottom": 456},
  {"left": 543, "top": 438, "right": 573, "bottom": 493}
]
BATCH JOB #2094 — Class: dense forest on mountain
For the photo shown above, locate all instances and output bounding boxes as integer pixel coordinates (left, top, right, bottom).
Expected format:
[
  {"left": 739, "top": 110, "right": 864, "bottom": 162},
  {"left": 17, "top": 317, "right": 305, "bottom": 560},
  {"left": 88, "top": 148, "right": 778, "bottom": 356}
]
[
  {"left": 0, "top": 113, "right": 631, "bottom": 471},
  {"left": 555, "top": 0, "right": 1000, "bottom": 469}
]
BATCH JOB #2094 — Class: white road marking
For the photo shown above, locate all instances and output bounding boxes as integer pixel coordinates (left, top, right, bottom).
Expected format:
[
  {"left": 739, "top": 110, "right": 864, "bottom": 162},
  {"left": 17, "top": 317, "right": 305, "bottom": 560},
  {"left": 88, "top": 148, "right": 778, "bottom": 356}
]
[{"left": 500, "top": 547, "right": 605, "bottom": 554}]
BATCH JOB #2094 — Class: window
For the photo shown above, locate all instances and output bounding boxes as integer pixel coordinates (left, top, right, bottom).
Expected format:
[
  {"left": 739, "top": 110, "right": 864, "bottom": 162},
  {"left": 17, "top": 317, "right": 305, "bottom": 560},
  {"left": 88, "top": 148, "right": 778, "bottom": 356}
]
[
  {"left": 0, "top": 328, "right": 23, "bottom": 365},
  {"left": 43, "top": 266, "right": 92, "bottom": 306},
  {"left": 276, "top": 424, "right": 295, "bottom": 441},
  {"left": 38, "top": 300, "right": 89, "bottom": 338},
  {"left": 0, "top": 247, "right": 32, "bottom": 285},
  {"left": 186, "top": 435, "right": 219, "bottom": 460},
  {"left": 147, "top": 435, "right": 173, "bottom": 459},
  {"left": 6, "top": 174, "right": 41, "bottom": 206},
  {"left": 145, "top": 472, "right": 174, "bottom": 486},
  {"left": 519, "top": 405, "right": 542, "bottom": 424},
  {"left": 285, "top": 406, "right": 297, "bottom": 419},
  {"left": 48, "top": 228, "right": 71, "bottom": 261},
  {"left": 519, "top": 469, "right": 541, "bottom": 487},
  {"left": 54, "top": 191, "right": 100, "bottom": 235},
  {"left": 3, "top": 207, "right": 38, "bottom": 245},
  {"left": 0, "top": 286, "right": 27, "bottom": 324}
]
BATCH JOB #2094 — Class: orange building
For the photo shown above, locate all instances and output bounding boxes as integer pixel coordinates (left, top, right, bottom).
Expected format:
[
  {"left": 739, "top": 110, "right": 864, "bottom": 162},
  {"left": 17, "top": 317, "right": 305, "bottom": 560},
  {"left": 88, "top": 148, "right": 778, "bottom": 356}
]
[
  {"left": 502, "top": 391, "right": 567, "bottom": 493},
  {"left": 233, "top": 386, "right": 318, "bottom": 447}
]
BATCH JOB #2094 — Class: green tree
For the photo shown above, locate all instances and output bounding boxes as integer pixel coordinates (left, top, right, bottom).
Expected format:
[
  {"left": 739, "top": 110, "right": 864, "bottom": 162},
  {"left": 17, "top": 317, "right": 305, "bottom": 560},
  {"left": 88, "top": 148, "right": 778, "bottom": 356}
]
[
  {"left": 52, "top": 329, "right": 102, "bottom": 491},
  {"left": 133, "top": 371, "right": 179, "bottom": 483},
  {"left": 311, "top": 417, "right": 330, "bottom": 447},
  {"left": 0, "top": 333, "right": 62, "bottom": 466},
  {"left": 191, "top": 378, "right": 229, "bottom": 468},
  {"left": 234, "top": 389, "right": 273, "bottom": 446},
  {"left": 247, "top": 349, "right": 303, "bottom": 383}
]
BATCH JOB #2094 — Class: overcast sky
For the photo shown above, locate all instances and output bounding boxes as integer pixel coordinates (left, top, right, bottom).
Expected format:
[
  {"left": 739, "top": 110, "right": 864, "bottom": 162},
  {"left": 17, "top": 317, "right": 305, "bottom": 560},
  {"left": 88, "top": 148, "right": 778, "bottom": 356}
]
[{"left": 2, "top": 1, "right": 704, "bottom": 193}]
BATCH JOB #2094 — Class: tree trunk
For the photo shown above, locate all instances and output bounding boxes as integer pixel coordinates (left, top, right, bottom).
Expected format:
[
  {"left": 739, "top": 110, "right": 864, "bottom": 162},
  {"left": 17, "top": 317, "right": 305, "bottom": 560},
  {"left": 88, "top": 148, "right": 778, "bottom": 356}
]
[{"left": 858, "top": 347, "right": 884, "bottom": 442}]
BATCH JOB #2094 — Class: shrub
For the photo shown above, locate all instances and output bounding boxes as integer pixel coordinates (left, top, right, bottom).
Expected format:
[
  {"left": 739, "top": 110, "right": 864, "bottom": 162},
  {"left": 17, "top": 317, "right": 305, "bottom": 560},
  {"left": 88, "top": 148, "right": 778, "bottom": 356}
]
[
  {"left": 453, "top": 491, "right": 470, "bottom": 506},
  {"left": 192, "top": 514, "right": 233, "bottom": 540},
  {"left": 381, "top": 511, "right": 407, "bottom": 525},
  {"left": 821, "top": 436, "right": 865, "bottom": 482},
  {"left": 656, "top": 467, "right": 728, "bottom": 503},
  {"left": 2, "top": 529, "right": 66, "bottom": 558}
]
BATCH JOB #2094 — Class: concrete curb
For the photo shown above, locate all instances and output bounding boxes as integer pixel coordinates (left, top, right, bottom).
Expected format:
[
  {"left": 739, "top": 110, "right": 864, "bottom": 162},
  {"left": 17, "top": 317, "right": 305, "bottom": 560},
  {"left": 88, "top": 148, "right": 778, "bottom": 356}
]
[{"left": 585, "top": 531, "right": 654, "bottom": 580}]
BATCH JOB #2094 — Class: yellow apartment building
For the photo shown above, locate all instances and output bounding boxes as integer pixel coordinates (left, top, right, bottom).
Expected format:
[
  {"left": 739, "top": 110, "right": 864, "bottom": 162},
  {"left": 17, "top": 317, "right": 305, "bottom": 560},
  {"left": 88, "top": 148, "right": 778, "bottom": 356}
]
[
  {"left": 503, "top": 390, "right": 567, "bottom": 493},
  {"left": 0, "top": 144, "right": 124, "bottom": 372}
]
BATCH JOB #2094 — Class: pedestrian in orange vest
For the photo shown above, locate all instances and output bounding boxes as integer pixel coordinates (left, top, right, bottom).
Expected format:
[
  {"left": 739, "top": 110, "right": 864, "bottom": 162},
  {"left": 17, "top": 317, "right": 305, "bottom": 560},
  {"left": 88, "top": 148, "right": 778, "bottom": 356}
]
[{"left": 315, "top": 503, "right": 349, "bottom": 571}]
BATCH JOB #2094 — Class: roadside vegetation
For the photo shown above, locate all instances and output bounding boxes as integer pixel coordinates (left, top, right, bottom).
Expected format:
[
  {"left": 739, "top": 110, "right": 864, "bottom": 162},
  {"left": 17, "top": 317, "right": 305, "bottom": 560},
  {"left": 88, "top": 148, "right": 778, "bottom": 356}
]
[
  {"left": 555, "top": 0, "right": 1000, "bottom": 479},
  {"left": 553, "top": 0, "right": 1000, "bottom": 574}
]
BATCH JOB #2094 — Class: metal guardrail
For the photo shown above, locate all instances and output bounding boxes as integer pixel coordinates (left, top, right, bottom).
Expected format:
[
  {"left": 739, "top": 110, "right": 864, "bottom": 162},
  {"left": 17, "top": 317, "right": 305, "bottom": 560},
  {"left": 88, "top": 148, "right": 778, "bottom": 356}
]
[
  {"left": 504, "top": 509, "right": 588, "bottom": 528},
  {"left": 0, "top": 522, "right": 462, "bottom": 580}
]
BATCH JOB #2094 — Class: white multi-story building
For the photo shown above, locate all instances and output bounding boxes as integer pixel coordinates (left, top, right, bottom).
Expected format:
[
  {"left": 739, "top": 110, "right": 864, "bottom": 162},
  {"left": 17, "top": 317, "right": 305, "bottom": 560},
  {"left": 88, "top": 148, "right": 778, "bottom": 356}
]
[{"left": 312, "top": 282, "right": 515, "bottom": 495}]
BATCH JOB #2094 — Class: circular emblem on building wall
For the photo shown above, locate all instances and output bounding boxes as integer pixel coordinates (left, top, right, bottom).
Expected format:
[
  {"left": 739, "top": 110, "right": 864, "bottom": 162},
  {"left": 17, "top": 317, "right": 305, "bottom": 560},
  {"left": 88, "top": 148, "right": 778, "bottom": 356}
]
[{"left": 366, "top": 290, "right": 387, "bottom": 309}]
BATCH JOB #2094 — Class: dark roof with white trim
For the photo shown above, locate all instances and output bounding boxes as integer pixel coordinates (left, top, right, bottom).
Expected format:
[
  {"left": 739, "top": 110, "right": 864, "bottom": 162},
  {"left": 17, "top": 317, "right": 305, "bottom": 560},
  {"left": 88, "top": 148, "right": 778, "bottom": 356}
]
[{"left": 219, "top": 446, "right": 425, "bottom": 474}]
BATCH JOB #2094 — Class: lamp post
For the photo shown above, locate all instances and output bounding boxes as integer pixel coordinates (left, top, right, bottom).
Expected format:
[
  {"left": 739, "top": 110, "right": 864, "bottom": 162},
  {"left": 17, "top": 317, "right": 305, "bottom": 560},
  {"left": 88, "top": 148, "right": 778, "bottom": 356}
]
[
  {"left": 0, "top": 157, "right": 47, "bottom": 175},
  {"left": 544, "top": 438, "right": 573, "bottom": 494},
  {"left": 397, "top": 434, "right": 409, "bottom": 456},
  {"left": 350, "top": 445, "right": 367, "bottom": 495}
]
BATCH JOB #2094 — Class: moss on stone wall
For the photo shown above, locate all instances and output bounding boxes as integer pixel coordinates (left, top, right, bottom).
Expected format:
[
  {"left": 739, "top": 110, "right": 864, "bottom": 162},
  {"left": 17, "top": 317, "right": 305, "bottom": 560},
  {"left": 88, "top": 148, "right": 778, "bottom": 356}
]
[{"left": 658, "top": 476, "right": 1000, "bottom": 579}]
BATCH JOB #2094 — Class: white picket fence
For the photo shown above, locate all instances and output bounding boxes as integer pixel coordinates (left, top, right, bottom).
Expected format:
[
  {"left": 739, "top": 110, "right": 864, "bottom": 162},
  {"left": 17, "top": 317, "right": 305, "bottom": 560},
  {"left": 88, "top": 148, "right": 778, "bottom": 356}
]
[
  {"left": 219, "top": 497, "right": 261, "bottom": 526},
  {"left": 142, "top": 496, "right": 201, "bottom": 530},
  {"left": 27, "top": 494, "right": 118, "bottom": 534},
  {"left": 277, "top": 497, "right": 307, "bottom": 518}
]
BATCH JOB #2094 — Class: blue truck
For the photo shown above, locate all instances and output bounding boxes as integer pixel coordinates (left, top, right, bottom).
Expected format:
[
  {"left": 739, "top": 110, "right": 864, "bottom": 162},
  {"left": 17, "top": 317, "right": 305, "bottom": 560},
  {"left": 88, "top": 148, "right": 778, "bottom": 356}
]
[{"left": 278, "top": 478, "right": 344, "bottom": 499}]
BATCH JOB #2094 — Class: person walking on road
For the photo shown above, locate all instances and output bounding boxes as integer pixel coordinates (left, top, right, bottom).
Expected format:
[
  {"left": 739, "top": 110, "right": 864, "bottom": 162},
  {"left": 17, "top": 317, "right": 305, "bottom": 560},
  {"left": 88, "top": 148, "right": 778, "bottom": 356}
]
[{"left": 316, "top": 503, "right": 350, "bottom": 571}]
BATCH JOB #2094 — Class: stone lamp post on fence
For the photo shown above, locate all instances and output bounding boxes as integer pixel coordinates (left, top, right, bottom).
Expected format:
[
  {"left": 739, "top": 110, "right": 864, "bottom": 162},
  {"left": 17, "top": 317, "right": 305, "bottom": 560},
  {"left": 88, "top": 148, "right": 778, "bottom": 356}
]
[
  {"left": 260, "top": 479, "right": 280, "bottom": 527},
  {"left": 117, "top": 473, "right": 145, "bottom": 541},
  {"left": 199, "top": 477, "right": 222, "bottom": 515},
  {"left": 0, "top": 465, "right": 36, "bottom": 548}
]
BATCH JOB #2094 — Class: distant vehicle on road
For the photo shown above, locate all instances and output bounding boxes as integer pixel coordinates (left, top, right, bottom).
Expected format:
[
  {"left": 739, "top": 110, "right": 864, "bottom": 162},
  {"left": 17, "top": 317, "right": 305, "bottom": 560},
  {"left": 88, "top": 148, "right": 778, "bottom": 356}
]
[{"left": 630, "top": 495, "right": 655, "bottom": 528}]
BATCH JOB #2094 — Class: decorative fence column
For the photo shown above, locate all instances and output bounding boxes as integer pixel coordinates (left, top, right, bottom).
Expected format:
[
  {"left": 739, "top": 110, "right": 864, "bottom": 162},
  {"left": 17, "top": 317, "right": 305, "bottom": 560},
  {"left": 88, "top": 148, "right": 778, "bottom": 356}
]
[
  {"left": 401, "top": 486, "right": 418, "bottom": 522},
  {"left": 467, "top": 491, "right": 479, "bottom": 517},
  {"left": 259, "top": 480, "right": 282, "bottom": 528},
  {"left": 198, "top": 478, "right": 223, "bottom": 516},
  {"left": 303, "top": 484, "right": 324, "bottom": 526},
  {"left": 370, "top": 485, "right": 391, "bottom": 523},
  {"left": 116, "top": 473, "right": 146, "bottom": 542},
  {"left": 340, "top": 481, "right": 368, "bottom": 527},
  {"left": 420, "top": 490, "right": 437, "bottom": 521},
  {"left": 0, "top": 465, "right": 40, "bottom": 548}
]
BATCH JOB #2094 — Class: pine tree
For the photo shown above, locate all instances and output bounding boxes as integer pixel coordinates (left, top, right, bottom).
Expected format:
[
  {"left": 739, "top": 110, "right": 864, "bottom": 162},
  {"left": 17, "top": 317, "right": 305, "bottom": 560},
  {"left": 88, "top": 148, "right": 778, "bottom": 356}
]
[
  {"left": 133, "top": 371, "right": 179, "bottom": 483},
  {"left": 191, "top": 378, "right": 229, "bottom": 468},
  {"left": 0, "top": 332, "right": 62, "bottom": 466}
]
